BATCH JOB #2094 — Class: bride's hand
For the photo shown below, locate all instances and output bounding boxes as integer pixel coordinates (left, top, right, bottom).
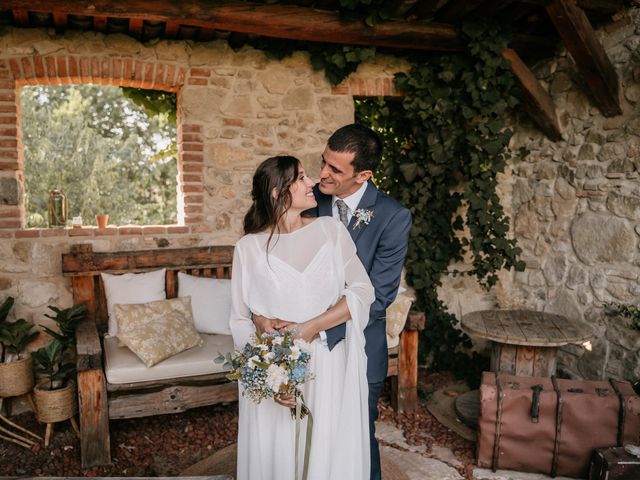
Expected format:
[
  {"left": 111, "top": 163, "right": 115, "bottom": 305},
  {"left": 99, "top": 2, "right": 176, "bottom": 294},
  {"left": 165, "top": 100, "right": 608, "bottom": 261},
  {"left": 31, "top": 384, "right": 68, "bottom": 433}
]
[
  {"left": 283, "top": 320, "right": 319, "bottom": 344},
  {"left": 274, "top": 393, "right": 296, "bottom": 408}
]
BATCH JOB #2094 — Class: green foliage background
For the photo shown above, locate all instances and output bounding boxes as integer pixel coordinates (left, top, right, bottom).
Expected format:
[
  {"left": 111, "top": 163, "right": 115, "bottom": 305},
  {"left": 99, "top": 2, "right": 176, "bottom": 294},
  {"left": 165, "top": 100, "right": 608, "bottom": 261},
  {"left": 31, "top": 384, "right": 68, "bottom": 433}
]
[
  {"left": 20, "top": 85, "right": 177, "bottom": 227},
  {"left": 354, "top": 24, "right": 525, "bottom": 382}
]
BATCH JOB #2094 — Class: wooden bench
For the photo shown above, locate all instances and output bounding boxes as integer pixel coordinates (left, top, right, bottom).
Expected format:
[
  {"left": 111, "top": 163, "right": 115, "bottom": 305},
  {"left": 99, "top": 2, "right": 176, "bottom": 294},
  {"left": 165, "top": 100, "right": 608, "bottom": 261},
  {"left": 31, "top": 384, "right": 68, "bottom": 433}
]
[{"left": 62, "top": 243, "right": 424, "bottom": 468}]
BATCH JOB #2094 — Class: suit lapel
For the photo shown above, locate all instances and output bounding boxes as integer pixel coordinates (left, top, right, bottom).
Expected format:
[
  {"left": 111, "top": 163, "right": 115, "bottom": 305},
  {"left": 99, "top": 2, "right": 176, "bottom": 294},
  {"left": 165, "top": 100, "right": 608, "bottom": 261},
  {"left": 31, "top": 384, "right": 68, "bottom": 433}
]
[
  {"left": 349, "top": 183, "right": 378, "bottom": 244},
  {"left": 313, "top": 184, "right": 333, "bottom": 218}
]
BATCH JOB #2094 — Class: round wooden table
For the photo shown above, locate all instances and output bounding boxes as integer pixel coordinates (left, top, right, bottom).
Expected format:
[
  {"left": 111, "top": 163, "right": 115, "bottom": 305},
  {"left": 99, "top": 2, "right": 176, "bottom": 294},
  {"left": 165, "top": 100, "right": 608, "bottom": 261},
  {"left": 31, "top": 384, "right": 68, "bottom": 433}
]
[
  {"left": 460, "top": 309, "right": 594, "bottom": 377},
  {"left": 455, "top": 309, "right": 594, "bottom": 428}
]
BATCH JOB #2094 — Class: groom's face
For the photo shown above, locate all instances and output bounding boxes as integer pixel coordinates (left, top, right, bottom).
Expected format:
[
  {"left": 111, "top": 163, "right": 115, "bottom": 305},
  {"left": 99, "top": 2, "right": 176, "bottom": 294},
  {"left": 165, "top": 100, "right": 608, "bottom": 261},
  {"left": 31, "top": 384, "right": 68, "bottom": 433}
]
[{"left": 319, "top": 146, "right": 365, "bottom": 199}]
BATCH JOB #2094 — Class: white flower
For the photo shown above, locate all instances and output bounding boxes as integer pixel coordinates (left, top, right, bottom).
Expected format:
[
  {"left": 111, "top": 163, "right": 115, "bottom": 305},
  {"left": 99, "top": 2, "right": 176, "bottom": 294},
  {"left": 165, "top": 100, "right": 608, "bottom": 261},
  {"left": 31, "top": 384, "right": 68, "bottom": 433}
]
[
  {"left": 294, "top": 338, "right": 312, "bottom": 353},
  {"left": 262, "top": 351, "right": 275, "bottom": 362},
  {"left": 266, "top": 364, "right": 289, "bottom": 392},
  {"left": 272, "top": 336, "right": 284, "bottom": 345},
  {"left": 353, "top": 209, "right": 374, "bottom": 229},
  {"left": 288, "top": 346, "right": 301, "bottom": 361},
  {"left": 248, "top": 355, "right": 261, "bottom": 368}
]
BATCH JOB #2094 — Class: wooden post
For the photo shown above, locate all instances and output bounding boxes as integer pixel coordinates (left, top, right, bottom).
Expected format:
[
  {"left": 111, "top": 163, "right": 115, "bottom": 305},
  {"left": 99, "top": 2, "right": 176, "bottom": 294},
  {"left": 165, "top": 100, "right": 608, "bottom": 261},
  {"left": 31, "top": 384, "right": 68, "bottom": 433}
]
[
  {"left": 392, "top": 311, "right": 426, "bottom": 413},
  {"left": 78, "top": 368, "right": 111, "bottom": 467}
]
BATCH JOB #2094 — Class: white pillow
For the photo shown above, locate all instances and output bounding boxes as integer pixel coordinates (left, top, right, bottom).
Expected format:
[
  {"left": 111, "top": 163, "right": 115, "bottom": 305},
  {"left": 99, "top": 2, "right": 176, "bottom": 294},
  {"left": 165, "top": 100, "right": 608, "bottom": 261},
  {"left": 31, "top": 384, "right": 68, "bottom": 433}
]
[
  {"left": 101, "top": 268, "right": 166, "bottom": 336},
  {"left": 177, "top": 272, "right": 232, "bottom": 335}
]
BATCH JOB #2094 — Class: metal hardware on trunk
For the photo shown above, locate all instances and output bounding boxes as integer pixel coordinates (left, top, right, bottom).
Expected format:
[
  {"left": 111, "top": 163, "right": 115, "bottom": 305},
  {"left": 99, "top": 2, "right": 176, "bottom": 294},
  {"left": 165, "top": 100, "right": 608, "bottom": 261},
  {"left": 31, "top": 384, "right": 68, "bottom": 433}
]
[
  {"left": 492, "top": 373, "right": 504, "bottom": 472},
  {"left": 610, "top": 379, "right": 626, "bottom": 447},
  {"left": 567, "top": 388, "right": 584, "bottom": 393},
  {"left": 530, "top": 384, "right": 544, "bottom": 423},
  {"left": 551, "top": 376, "right": 563, "bottom": 478},
  {"left": 596, "top": 388, "right": 610, "bottom": 397}
]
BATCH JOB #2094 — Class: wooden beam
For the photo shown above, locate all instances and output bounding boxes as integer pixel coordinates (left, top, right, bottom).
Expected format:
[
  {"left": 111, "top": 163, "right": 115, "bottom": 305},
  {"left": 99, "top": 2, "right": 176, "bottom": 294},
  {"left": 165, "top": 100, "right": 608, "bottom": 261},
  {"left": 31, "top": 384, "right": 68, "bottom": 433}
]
[
  {"left": 93, "top": 15, "right": 108, "bottom": 32},
  {"left": 52, "top": 12, "right": 68, "bottom": 30},
  {"left": 546, "top": 0, "right": 621, "bottom": 117},
  {"left": 2, "top": 0, "right": 464, "bottom": 52},
  {"left": 128, "top": 17, "right": 143, "bottom": 39},
  {"left": 502, "top": 48, "right": 562, "bottom": 142},
  {"left": 577, "top": 0, "right": 625, "bottom": 14},
  {"left": 163, "top": 21, "right": 180, "bottom": 38},
  {"left": 11, "top": 9, "right": 29, "bottom": 26},
  {"left": 436, "top": 0, "right": 483, "bottom": 23}
]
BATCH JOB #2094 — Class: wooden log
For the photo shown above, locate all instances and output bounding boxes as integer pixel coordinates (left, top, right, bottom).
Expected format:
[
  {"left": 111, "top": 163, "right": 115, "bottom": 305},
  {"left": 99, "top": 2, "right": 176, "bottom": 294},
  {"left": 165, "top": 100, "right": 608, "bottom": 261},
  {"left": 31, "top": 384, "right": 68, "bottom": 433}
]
[
  {"left": 77, "top": 368, "right": 111, "bottom": 468},
  {"left": 546, "top": 0, "right": 621, "bottom": 117},
  {"left": 108, "top": 382, "right": 238, "bottom": 419},
  {"left": 394, "top": 328, "right": 419, "bottom": 412},
  {"left": 4, "top": 0, "right": 465, "bottom": 52},
  {"left": 502, "top": 48, "right": 562, "bottom": 141},
  {"left": 62, "top": 245, "right": 234, "bottom": 274}
]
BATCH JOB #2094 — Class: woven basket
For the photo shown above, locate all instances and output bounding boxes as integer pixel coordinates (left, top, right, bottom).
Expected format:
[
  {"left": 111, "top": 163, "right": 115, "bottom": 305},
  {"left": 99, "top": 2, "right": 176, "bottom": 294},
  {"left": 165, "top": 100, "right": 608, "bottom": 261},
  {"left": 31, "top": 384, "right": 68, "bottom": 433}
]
[
  {"left": 34, "top": 380, "right": 77, "bottom": 423},
  {"left": 0, "top": 356, "right": 35, "bottom": 397}
]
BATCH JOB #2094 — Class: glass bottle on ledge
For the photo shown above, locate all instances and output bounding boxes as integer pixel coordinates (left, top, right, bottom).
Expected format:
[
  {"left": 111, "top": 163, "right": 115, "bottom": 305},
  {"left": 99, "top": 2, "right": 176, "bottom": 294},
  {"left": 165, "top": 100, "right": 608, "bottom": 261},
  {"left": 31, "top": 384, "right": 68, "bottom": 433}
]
[{"left": 48, "top": 188, "right": 68, "bottom": 228}]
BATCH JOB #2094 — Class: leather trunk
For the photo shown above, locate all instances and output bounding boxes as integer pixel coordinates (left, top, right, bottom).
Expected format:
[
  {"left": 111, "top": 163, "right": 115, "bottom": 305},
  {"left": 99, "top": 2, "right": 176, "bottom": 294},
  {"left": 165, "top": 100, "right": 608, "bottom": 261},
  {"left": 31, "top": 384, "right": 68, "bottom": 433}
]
[
  {"left": 588, "top": 446, "right": 640, "bottom": 480},
  {"left": 477, "top": 372, "right": 640, "bottom": 478}
]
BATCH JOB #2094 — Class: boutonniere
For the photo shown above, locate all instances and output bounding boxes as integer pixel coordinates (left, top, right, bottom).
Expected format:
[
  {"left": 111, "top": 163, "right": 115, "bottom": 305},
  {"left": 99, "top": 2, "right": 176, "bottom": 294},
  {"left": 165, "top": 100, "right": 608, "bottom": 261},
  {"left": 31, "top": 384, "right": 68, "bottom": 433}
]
[{"left": 353, "top": 209, "right": 374, "bottom": 229}]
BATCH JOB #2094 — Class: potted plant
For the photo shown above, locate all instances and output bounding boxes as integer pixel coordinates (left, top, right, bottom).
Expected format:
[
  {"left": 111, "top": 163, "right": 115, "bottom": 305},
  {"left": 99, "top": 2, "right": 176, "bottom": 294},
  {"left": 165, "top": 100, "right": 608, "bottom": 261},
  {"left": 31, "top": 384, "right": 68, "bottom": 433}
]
[
  {"left": 42, "top": 303, "right": 87, "bottom": 348},
  {"left": 30, "top": 303, "right": 86, "bottom": 440},
  {"left": 31, "top": 338, "right": 78, "bottom": 433},
  {"left": 0, "top": 296, "right": 39, "bottom": 398}
]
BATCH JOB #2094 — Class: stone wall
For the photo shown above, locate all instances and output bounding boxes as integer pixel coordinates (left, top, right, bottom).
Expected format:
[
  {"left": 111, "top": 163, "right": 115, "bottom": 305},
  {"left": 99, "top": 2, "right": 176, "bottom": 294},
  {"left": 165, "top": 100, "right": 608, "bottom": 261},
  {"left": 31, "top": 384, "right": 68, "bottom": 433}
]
[
  {"left": 498, "top": 8, "right": 640, "bottom": 381},
  {"left": 0, "top": 27, "right": 405, "bottom": 340}
]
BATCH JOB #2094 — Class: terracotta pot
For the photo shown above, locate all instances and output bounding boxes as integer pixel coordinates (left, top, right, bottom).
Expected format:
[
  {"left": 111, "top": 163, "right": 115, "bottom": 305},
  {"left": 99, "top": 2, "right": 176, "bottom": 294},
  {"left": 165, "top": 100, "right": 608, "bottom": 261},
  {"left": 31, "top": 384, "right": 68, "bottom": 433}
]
[
  {"left": 33, "top": 380, "right": 77, "bottom": 423},
  {"left": 0, "top": 356, "right": 34, "bottom": 397},
  {"left": 95, "top": 214, "right": 109, "bottom": 229}
]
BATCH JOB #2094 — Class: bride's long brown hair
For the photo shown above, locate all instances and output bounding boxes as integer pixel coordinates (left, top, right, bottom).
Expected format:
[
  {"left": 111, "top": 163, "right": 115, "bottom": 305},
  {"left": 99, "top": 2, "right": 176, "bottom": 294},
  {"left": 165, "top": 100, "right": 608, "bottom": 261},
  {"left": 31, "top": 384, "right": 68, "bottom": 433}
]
[{"left": 244, "top": 156, "right": 300, "bottom": 247}]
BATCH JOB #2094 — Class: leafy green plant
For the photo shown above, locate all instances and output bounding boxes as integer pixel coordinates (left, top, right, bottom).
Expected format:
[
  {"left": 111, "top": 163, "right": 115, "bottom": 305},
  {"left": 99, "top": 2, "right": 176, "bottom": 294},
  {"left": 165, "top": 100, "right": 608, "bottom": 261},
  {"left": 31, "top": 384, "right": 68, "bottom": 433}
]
[
  {"left": 603, "top": 303, "right": 640, "bottom": 331},
  {"left": 356, "top": 22, "right": 524, "bottom": 384},
  {"left": 42, "top": 303, "right": 88, "bottom": 347},
  {"left": 0, "top": 296, "right": 39, "bottom": 362},
  {"left": 31, "top": 338, "right": 76, "bottom": 390}
]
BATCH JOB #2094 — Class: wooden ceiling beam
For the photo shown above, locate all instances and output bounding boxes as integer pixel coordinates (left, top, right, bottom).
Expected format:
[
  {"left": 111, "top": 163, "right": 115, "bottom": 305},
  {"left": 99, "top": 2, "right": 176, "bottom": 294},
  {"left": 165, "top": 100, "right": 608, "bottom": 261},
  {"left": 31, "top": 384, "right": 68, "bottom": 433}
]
[
  {"left": 1, "top": 0, "right": 464, "bottom": 52},
  {"left": 546, "top": 0, "right": 621, "bottom": 117},
  {"left": 502, "top": 48, "right": 562, "bottom": 141},
  {"left": 163, "top": 21, "right": 180, "bottom": 38},
  {"left": 52, "top": 12, "right": 68, "bottom": 31},
  {"left": 93, "top": 15, "right": 108, "bottom": 32},
  {"left": 11, "top": 9, "right": 29, "bottom": 26},
  {"left": 128, "top": 18, "right": 143, "bottom": 39}
]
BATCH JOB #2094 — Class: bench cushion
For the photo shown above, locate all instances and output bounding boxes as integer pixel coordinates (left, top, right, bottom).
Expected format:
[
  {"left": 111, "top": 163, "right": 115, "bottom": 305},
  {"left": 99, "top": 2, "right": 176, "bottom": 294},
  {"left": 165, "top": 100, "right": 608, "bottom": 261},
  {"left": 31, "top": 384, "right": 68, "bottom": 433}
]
[{"left": 104, "top": 333, "right": 234, "bottom": 384}]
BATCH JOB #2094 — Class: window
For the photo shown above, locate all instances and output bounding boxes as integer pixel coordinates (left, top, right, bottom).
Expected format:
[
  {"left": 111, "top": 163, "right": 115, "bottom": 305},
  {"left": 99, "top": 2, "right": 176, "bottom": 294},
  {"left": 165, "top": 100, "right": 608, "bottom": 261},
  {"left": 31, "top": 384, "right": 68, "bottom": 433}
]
[{"left": 20, "top": 85, "right": 177, "bottom": 228}]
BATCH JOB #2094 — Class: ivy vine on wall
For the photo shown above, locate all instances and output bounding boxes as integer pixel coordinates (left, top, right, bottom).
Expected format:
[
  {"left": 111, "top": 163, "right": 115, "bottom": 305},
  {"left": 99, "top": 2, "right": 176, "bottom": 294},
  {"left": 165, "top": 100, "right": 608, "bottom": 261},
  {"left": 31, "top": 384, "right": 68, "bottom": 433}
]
[{"left": 357, "top": 22, "right": 525, "bottom": 382}]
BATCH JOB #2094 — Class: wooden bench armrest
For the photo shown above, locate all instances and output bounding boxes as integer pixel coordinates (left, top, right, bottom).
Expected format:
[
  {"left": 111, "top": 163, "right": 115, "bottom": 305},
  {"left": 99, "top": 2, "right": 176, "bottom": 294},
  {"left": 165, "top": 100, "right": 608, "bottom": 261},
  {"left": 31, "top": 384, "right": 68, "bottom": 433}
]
[{"left": 75, "top": 316, "right": 103, "bottom": 372}]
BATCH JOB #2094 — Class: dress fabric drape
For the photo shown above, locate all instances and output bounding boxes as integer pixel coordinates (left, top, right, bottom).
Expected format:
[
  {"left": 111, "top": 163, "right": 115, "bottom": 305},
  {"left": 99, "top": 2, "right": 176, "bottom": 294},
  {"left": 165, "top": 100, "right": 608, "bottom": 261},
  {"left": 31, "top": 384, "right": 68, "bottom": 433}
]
[{"left": 229, "top": 217, "right": 374, "bottom": 480}]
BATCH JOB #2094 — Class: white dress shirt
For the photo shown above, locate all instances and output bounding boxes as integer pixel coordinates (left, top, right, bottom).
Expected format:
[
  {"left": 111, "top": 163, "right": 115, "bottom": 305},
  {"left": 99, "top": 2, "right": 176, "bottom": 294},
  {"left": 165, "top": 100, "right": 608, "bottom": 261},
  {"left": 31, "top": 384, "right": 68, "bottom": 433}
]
[{"left": 319, "top": 181, "right": 369, "bottom": 345}]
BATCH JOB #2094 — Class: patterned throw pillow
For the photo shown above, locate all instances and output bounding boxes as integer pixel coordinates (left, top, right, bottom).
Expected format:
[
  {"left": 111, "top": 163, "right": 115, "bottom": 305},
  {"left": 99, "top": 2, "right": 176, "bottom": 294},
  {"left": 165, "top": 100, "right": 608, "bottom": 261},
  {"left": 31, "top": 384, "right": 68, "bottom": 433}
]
[{"left": 114, "top": 297, "right": 203, "bottom": 367}]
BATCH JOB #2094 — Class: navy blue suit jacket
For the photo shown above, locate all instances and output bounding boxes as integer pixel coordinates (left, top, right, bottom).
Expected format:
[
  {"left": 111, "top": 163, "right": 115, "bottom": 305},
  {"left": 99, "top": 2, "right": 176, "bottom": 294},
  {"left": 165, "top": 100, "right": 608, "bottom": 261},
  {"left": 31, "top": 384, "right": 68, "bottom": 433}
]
[{"left": 311, "top": 182, "right": 412, "bottom": 383}]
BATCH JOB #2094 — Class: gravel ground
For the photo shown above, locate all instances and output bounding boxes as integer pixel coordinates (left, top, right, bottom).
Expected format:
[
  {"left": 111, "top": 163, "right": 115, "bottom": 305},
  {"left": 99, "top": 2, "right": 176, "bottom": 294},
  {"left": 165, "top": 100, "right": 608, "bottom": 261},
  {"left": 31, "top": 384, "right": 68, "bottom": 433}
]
[{"left": 0, "top": 370, "right": 475, "bottom": 478}]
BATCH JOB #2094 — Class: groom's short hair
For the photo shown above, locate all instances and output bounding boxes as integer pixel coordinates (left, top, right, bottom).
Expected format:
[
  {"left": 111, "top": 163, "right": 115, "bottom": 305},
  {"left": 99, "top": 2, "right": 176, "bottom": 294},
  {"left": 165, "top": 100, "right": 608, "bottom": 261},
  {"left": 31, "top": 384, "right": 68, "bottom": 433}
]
[{"left": 327, "top": 124, "right": 382, "bottom": 173}]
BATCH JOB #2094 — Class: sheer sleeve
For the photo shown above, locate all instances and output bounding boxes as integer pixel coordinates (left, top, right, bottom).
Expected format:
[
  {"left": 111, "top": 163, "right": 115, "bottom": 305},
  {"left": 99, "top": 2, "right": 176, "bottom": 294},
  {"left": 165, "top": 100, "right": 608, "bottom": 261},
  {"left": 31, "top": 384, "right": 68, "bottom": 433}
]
[
  {"left": 336, "top": 222, "right": 375, "bottom": 331},
  {"left": 228, "top": 239, "right": 256, "bottom": 350}
]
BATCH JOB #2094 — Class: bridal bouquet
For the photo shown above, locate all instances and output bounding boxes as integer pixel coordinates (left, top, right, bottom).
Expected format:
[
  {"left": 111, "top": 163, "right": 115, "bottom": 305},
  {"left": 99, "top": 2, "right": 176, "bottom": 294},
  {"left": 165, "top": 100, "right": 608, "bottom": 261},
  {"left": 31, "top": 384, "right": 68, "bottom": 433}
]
[{"left": 216, "top": 330, "right": 313, "bottom": 417}]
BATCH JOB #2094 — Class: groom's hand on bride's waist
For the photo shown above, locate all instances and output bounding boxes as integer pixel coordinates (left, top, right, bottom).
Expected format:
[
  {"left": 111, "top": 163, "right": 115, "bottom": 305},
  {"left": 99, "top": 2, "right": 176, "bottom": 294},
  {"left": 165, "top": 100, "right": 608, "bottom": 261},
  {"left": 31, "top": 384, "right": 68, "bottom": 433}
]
[{"left": 252, "top": 314, "right": 294, "bottom": 334}]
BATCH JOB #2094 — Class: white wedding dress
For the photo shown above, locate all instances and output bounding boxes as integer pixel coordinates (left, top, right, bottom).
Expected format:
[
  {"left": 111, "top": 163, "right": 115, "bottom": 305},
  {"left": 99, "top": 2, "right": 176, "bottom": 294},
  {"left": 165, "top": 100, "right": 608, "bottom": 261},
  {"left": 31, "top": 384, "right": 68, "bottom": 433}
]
[{"left": 229, "top": 217, "right": 374, "bottom": 480}]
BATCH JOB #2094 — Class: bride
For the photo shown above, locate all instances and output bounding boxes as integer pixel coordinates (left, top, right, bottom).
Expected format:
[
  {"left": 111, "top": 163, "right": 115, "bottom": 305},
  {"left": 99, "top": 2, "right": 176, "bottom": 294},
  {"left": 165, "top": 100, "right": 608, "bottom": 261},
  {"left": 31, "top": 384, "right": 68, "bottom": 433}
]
[{"left": 229, "top": 155, "right": 374, "bottom": 480}]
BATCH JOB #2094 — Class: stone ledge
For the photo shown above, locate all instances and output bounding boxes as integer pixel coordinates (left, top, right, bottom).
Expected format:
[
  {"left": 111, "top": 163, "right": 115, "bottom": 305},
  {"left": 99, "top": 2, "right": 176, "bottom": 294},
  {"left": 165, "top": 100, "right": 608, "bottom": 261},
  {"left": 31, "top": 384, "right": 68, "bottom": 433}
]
[{"left": 7, "top": 225, "right": 197, "bottom": 237}]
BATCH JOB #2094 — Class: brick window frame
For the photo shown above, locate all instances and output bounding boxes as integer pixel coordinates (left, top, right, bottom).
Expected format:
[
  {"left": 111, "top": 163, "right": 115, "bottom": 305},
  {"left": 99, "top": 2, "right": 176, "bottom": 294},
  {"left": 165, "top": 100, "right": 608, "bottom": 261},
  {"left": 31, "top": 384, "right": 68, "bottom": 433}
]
[{"left": 0, "top": 55, "right": 204, "bottom": 239}]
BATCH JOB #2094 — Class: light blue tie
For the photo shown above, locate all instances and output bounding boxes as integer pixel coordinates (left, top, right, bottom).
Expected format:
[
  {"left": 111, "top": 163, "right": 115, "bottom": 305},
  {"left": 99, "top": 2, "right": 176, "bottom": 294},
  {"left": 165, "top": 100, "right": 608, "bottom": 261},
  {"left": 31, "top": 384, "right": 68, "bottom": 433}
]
[{"left": 335, "top": 200, "right": 349, "bottom": 227}]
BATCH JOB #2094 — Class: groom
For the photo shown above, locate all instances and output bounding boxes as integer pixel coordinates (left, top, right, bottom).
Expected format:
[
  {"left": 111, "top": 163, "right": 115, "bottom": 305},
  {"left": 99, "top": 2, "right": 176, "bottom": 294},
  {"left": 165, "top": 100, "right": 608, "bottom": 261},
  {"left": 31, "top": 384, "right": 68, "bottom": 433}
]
[{"left": 313, "top": 124, "right": 412, "bottom": 480}]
